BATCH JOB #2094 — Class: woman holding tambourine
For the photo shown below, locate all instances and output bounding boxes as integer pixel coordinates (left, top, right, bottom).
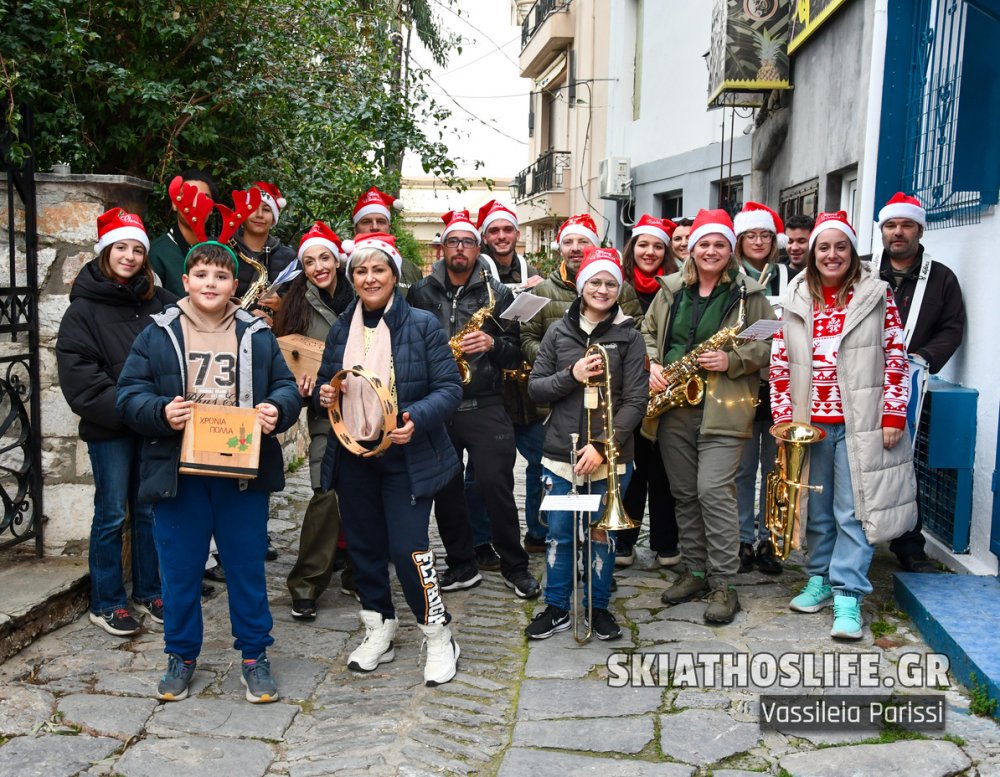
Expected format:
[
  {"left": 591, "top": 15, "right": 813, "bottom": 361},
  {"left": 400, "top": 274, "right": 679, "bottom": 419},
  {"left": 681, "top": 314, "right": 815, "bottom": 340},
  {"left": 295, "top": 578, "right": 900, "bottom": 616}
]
[{"left": 314, "top": 233, "right": 463, "bottom": 687}]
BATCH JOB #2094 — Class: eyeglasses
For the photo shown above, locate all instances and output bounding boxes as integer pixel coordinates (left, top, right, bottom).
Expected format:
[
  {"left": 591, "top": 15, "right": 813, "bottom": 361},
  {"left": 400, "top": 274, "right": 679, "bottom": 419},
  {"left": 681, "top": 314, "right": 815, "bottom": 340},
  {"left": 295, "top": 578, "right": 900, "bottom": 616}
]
[
  {"left": 742, "top": 231, "right": 773, "bottom": 243},
  {"left": 584, "top": 278, "right": 620, "bottom": 292},
  {"left": 444, "top": 237, "right": 478, "bottom": 249}
]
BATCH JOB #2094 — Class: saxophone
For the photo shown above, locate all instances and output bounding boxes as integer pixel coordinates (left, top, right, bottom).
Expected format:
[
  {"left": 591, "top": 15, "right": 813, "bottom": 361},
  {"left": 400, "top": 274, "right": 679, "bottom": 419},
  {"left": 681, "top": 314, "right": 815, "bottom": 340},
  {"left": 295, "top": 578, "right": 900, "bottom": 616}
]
[
  {"left": 234, "top": 242, "right": 269, "bottom": 310},
  {"left": 449, "top": 270, "right": 496, "bottom": 385},
  {"left": 645, "top": 285, "right": 748, "bottom": 419}
]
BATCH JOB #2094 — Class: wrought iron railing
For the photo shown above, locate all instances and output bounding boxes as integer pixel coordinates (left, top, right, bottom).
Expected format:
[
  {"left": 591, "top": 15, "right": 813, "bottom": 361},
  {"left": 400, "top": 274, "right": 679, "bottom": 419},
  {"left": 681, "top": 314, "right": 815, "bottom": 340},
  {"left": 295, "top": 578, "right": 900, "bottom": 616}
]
[
  {"left": 0, "top": 102, "right": 43, "bottom": 553},
  {"left": 511, "top": 150, "right": 571, "bottom": 203},
  {"left": 521, "top": 0, "right": 571, "bottom": 49}
]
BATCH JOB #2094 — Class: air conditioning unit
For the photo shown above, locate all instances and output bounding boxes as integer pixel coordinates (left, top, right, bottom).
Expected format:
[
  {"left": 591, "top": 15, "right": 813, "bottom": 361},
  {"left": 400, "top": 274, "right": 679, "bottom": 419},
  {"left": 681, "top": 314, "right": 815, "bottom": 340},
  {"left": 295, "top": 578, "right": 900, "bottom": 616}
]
[{"left": 599, "top": 157, "right": 632, "bottom": 200}]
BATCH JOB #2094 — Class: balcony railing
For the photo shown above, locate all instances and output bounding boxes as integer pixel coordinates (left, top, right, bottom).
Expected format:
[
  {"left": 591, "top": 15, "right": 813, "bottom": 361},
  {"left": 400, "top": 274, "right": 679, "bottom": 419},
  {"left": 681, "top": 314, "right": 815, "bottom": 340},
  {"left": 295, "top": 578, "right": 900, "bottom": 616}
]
[
  {"left": 520, "top": 0, "right": 571, "bottom": 49},
  {"left": 511, "top": 150, "right": 571, "bottom": 203}
]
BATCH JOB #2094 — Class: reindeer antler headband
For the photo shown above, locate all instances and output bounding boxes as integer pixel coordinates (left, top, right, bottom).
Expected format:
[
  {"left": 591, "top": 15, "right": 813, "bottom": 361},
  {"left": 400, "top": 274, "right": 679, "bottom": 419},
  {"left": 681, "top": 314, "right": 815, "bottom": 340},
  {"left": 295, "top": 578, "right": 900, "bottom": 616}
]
[{"left": 168, "top": 177, "right": 263, "bottom": 271}]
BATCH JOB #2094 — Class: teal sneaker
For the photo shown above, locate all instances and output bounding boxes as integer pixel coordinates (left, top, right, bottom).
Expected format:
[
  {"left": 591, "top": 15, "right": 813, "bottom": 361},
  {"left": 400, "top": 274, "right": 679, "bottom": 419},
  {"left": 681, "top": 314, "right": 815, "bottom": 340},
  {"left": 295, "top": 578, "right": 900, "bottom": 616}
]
[
  {"left": 789, "top": 576, "right": 834, "bottom": 613},
  {"left": 830, "top": 595, "right": 864, "bottom": 640},
  {"left": 157, "top": 654, "right": 196, "bottom": 702},
  {"left": 241, "top": 652, "right": 279, "bottom": 703}
]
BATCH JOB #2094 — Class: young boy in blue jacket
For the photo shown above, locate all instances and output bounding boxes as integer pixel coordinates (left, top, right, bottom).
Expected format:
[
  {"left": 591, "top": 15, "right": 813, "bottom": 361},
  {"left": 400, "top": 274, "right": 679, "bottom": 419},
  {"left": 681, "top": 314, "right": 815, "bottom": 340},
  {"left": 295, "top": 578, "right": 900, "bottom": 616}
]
[{"left": 117, "top": 242, "right": 300, "bottom": 704}]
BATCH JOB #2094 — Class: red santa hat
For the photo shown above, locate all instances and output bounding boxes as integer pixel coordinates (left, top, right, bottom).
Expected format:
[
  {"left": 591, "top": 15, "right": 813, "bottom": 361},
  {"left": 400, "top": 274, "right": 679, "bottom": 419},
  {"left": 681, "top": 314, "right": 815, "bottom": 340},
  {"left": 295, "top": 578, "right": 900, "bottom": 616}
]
[
  {"left": 631, "top": 214, "right": 677, "bottom": 246},
  {"left": 298, "top": 221, "right": 343, "bottom": 262},
  {"left": 252, "top": 181, "right": 287, "bottom": 226},
  {"left": 688, "top": 209, "right": 737, "bottom": 252},
  {"left": 476, "top": 199, "right": 519, "bottom": 234},
  {"left": 94, "top": 208, "right": 149, "bottom": 254},
  {"left": 877, "top": 192, "right": 926, "bottom": 227},
  {"left": 551, "top": 213, "right": 599, "bottom": 250},
  {"left": 441, "top": 210, "right": 481, "bottom": 243},
  {"left": 342, "top": 232, "right": 403, "bottom": 276},
  {"left": 352, "top": 186, "right": 402, "bottom": 225},
  {"left": 808, "top": 211, "right": 857, "bottom": 250},
  {"left": 575, "top": 245, "right": 624, "bottom": 293},
  {"left": 734, "top": 201, "right": 787, "bottom": 249}
]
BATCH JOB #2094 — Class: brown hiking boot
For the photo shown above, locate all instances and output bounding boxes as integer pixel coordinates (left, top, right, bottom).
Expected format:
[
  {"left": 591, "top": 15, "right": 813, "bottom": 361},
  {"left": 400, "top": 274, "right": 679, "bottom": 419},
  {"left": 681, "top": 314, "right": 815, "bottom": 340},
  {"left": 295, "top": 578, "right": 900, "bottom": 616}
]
[
  {"left": 704, "top": 587, "right": 741, "bottom": 624},
  {"left": 660, "top": 573, "right": 709, "bottom": 604}
]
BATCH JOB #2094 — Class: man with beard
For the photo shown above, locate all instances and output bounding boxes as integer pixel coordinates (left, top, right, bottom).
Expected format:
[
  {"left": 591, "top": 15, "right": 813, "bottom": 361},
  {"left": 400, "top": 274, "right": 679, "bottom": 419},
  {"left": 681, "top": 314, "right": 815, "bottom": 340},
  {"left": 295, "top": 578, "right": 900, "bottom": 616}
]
[
  {"left": 872, "top": 192, "right": 966, "bottom": 573},
  {"left": 463, "top": 201, "right": 546, "bottom": 562},
  {"left": 407, "top": 210, "right": 541, "bottom": 600},
  {"left": 521, "top": 214, "right": 644, "bottom": 364},
  {"left": 783, "top": 214, "right": 814, "bottom": 272}
]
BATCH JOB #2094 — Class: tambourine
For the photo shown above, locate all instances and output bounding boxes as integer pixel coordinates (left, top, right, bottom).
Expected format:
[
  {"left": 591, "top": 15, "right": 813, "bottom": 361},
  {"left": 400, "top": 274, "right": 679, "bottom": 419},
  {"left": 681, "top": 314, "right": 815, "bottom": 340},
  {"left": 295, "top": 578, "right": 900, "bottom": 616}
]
[{"left": 327, "top": 366, "right": 398, "bottom": 458}]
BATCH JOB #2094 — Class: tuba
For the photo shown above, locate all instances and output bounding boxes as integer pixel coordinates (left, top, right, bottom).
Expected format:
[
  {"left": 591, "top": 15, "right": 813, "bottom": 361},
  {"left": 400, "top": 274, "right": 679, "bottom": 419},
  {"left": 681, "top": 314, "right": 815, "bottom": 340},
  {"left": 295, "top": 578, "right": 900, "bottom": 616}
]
[
  {"left": 449, "top": 270, "right": 496, "bottom": 384},
  {"left": 764, "top": 422, "right": 826, "bottom": 560}
]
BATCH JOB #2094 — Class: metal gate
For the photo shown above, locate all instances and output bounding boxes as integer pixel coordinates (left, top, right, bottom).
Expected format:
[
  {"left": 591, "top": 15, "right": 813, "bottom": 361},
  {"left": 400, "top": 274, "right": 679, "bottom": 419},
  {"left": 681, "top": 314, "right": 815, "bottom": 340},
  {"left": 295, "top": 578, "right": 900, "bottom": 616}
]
[{"left": 0, "top": 102, "right": 43, "bottom": 553}]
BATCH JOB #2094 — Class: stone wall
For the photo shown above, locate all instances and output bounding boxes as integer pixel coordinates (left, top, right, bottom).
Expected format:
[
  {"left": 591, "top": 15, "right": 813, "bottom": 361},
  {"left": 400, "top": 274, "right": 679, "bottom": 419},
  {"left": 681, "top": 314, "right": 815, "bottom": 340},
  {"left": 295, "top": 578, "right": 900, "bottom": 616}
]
[{"left": 2, "top": 173, "right": 307, "bottom": 556}]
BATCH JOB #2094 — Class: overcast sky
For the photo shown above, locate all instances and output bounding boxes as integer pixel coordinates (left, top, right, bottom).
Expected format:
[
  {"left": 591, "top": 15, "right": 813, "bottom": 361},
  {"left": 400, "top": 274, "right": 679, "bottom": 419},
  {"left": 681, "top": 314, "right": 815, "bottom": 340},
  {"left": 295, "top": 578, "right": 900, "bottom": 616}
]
[{"left": 402, "top": 1, "right": 530, "bottom": 181}]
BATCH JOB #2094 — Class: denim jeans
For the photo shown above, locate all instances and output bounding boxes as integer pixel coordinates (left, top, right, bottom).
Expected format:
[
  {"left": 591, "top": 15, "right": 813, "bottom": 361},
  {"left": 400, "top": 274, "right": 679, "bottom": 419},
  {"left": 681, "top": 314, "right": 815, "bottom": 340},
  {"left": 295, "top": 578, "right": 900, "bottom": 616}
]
[
  {"left": 736, "top": 418, "right": 777, "bottom": 544},
  {"left": 87, "top": 436, "right": 160, "bottom": 614},
  {"left": 540, "top": 464, "right": 632, "bottom": 612},
  {"left": 804, "top": 423, "right": 874, "bottom": 601},
  {"left": 466, "top": 419, "right": 546, "bottom": 545}
]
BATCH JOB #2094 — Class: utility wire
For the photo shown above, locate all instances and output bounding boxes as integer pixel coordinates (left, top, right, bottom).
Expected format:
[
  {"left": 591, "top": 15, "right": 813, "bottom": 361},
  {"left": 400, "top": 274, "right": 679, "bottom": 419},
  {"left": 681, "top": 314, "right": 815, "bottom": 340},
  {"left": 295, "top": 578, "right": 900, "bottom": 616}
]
[
  {"left": 438, "top": 34, "right": 521, "bottom": 76},
  {"left": 428, "top": 0, "right": 521, "bottom": 67}
]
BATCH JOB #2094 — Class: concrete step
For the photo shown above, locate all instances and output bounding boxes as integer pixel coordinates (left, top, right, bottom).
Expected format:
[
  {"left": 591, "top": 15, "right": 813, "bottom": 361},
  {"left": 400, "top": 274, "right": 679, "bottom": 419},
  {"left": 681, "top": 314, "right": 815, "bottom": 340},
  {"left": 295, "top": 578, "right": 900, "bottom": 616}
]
[
  {"left": 0, "top": 549, "right": 89, "bottom": 663},
  {"left": 895, "top": 571, "right": 1000, "bottom": 712}
]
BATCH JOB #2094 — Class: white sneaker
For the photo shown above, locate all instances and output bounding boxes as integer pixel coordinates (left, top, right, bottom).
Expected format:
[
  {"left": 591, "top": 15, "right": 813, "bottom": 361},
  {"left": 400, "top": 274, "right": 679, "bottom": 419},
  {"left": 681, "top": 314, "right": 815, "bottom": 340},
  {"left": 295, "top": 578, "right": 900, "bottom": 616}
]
[
  {"left": 347, "top": 610, "right": 398, "bottom": 672},
  {"left": 418, "top": 622, "right": 460, "bottom": 687}
]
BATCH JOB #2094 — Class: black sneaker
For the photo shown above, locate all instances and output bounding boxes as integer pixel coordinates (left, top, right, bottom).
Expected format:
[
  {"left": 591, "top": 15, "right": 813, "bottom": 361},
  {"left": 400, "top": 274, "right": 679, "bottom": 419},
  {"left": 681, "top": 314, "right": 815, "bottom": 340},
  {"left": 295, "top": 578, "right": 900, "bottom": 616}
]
[
  {"left": 291, "top": 599, "right": 317, "bottom": 620},
  {"left": 133, "top": 598, "right": 164, "bottom": 624},
  {"left": 738, "top": 542, "right": 755, "bottom": 573},
  {"left": 157, "top": 653, "right": 196, "bottom": 701},
  {"left": 503, "top": 571, "right": 540, "bottom": 599},
  {"left": 523, "top": 533, "right": 547, "bottom": 554},
  {"left": 204, "top": 554, "right": 226, "bottom": 584},
  {"left": 265, "top": 534, "right": 278, "bottom": 562},
  {"left": 755, "top": 540, "right": 783, "bottom": 575},
  {"left": 440, "top": 564, "right": 483, "bottom": 592},
  {"left": 474, "top": 543, "right": 501, "bottom": 572},
  {"left": 525, "top": 605, "right": 570, "bottom": 639},
  {"left": 587, "top": 608, "right": 622, "bottom": 641},
  {"left": 89, "top": 608, "right": 141, "bottom": 637}
]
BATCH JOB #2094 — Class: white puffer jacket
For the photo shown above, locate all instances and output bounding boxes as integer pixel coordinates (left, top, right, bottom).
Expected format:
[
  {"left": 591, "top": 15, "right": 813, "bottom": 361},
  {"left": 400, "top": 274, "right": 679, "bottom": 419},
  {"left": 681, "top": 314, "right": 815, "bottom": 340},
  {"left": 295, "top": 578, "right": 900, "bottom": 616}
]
[{"left": 777, "top": 267, "right": 917, "bottom": 544}]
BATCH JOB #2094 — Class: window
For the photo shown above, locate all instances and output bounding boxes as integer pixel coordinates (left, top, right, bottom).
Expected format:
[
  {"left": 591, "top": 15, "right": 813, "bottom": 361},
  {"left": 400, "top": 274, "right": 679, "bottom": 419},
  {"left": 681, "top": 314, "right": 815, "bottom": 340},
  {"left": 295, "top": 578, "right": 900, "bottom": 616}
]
[
  {"left": 716, "top": 177, "right": 744, "bottom": 219},
  {"left": 779, "top": 179, "right": 819, "bottom": 222},
  {"left": 656, "top": 190, "right": 684, "bottom": 220},
  {"left": 878, "top": 0, "right": 1000, "bottom": 229}
]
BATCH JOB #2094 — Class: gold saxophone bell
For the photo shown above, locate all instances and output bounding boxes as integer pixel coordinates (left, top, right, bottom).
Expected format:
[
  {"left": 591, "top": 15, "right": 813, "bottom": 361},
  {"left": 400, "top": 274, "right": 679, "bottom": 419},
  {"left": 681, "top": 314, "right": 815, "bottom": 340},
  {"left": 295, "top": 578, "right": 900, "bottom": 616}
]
[{"left": 764, "top": 422, "right": 826, "bottom": 560}]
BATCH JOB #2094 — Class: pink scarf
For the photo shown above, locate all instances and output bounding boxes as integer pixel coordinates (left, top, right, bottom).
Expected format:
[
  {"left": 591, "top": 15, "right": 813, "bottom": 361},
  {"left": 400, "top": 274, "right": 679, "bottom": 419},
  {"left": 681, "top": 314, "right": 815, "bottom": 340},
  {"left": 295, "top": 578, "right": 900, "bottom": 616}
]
[{"left": 341, "top": 297, "right": 394, "bottom": 441}]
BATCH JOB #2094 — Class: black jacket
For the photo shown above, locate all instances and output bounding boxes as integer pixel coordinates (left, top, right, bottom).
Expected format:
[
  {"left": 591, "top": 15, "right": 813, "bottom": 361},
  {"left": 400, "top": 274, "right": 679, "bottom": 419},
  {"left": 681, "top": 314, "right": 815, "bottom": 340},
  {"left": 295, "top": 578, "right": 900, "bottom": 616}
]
[
  {"left": 56, "top": 259, "right": 177, "bottom": 441},
  {"left": 406, "top": 257, "right": 520, "bottom": 403},
  {"left": 528, "top": 298, "right": 649, "bottom": 466},
  {"left": 873, "top": 248, "right": 965, "bottom": 373},
  {"left": 233, "top": 232, "right": 298, "bottom": 300}
]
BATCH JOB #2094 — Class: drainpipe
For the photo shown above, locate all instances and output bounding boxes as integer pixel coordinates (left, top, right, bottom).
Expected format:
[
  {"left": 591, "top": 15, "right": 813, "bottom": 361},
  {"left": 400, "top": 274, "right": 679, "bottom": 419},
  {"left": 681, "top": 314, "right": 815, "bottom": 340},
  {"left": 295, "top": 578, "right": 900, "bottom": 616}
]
[{"left": 857, "top": 0, "right": 889, "bottom": 254}]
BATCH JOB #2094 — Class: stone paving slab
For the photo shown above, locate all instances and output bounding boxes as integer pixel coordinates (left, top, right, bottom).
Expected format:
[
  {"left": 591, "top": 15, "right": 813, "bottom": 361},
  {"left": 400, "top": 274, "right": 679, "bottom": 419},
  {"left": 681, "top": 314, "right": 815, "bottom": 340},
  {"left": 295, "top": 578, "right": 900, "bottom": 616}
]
[
  {"left": 778, "top": 739, "right": 971, "bottom": 777},
  {"left": 57, "top": 692, "right": 157, "bottom": 740},
  {"left": 659, "top": 708, "right": 761, "bottom": 765},
  {"left": 0, "top": 733, "right": 120, "bottom": 777},
  {"left": 114, "top": 734, "right": 275, "bottom": 777},
  {"left": 146, "top": 697, "right": 298, "bottom": 740},
  {"left": 513, "top": 716, "right": 655, "bottom": 753},
  {"left": 518, "top": 678, "right": 663, "bottom": 719},
  {"left": 0, "top": 684, "right": 55, "bottom": 736},
  {"left": 497, "top": 748, "right": 695, "bottom": 776}
]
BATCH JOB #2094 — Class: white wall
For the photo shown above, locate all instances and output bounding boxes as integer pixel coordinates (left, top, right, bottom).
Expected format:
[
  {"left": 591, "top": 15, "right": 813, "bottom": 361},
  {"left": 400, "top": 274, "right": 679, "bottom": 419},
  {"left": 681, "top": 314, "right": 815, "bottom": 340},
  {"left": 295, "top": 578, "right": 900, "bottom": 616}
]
[{"left": 860, "top": 213, "right": 1000, "bottom": 575}]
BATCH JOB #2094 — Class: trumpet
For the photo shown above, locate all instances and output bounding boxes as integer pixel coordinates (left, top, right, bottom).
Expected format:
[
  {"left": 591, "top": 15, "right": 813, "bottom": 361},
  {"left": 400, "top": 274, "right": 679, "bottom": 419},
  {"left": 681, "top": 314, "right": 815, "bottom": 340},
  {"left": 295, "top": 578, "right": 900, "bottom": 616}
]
[{"left": 764, "top": 422, "right": 826, "bottom": 560}]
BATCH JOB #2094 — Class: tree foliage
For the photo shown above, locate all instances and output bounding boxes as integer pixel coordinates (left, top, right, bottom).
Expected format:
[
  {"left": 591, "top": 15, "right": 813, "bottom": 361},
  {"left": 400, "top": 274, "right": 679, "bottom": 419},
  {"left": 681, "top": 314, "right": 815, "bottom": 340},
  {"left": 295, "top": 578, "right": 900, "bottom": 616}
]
[{"left": 0, "top": 0, "right": 468, "bottom": 240}]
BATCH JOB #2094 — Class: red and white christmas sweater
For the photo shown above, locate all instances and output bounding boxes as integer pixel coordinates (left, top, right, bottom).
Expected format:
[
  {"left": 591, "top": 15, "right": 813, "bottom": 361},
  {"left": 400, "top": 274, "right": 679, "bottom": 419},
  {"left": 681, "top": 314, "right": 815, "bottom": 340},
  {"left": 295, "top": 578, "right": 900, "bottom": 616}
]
[{"left": 770, "top": 286, "right": 909, "bottom": 429}]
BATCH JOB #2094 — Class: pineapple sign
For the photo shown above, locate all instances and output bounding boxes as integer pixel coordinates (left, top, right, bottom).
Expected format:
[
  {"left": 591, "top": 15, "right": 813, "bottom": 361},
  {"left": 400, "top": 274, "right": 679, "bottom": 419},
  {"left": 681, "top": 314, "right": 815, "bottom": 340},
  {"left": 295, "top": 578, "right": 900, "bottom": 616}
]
[{"left": 707, "top": 0, "right": 791, "bottom": 108}]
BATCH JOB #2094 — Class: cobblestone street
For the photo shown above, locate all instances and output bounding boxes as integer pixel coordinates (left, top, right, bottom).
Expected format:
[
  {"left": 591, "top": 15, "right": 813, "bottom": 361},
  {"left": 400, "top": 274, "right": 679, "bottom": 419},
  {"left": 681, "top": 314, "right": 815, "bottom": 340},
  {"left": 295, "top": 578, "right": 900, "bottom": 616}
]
[{"left": 2, "top": 461, "right": 999, "bottom": 776}]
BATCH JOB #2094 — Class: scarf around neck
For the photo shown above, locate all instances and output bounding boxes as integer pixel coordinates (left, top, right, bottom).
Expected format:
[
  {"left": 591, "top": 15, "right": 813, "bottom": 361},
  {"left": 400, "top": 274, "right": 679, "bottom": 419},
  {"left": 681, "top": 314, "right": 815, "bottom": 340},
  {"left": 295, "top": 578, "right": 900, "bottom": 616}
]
[{"left": 341, "top": 296, "right": 394, "bottom": 442}]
